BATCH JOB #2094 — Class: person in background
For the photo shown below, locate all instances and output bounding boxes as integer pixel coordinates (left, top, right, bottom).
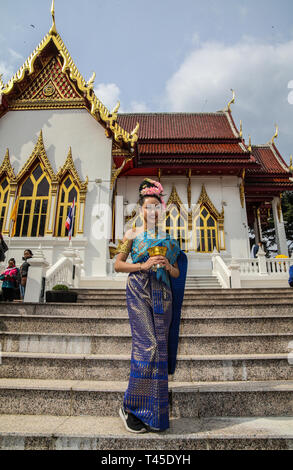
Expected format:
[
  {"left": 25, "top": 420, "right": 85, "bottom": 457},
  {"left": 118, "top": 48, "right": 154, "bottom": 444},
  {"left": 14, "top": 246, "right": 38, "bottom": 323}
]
[
  {"left": 20, "top": 249, "right": 33, "bottom": 300},
  {"left": 289, "top": 265, "right": 293, "bottom": 287},
  {"left": 0, "top": 233, "right": 8, "bottom": 263},
  {"left": 252, "top": 241, "right": 264, "bottom": 258},
  {"left": 0, "top": 258, "right": 19, "bottom": 302}
]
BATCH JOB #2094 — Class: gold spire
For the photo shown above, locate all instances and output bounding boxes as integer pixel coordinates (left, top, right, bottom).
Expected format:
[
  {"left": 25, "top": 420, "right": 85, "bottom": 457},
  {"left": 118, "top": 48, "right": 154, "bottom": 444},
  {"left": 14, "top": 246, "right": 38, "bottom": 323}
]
[
  {"left": 239, "top": 120, "right": 243, "bottom": 138},
  {"left": 49, "top": 0, "right": 57, "bottom": 36},
  {"left": 270, "top": 123, "right": 278, "bottom": 145},
  {"left": 225, "top": 89, "right": 235, "bottom": 112},
  {"left": 248, "top": 136, "right": 252, "bottom": 152},
  {"left": 289, "top": 155, "right": 293, "bottom": 172}
]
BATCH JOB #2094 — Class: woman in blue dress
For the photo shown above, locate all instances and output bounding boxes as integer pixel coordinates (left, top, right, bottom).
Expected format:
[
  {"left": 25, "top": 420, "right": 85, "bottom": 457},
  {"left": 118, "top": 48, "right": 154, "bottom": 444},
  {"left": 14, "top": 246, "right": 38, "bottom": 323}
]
[{"left": 114, "top": 179, "right": 187, "bottom": 433}]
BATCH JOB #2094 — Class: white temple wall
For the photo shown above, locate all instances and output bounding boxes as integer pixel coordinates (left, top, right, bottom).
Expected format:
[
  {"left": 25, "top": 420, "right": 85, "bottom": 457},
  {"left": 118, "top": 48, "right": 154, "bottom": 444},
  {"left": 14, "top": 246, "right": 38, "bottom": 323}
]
[
  {"left": 0, "top": 109, "right": 113, "bottom": 278},
  {"left": 117, "top": 175, "right": 250, "bottom": 263}
]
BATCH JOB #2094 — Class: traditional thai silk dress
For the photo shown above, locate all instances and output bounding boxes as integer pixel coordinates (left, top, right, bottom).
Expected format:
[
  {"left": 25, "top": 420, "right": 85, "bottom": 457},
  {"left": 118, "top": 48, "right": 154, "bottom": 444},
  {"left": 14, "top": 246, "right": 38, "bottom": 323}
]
[{"left": 121, "top": 228, "right": 187, "bottom": 431}]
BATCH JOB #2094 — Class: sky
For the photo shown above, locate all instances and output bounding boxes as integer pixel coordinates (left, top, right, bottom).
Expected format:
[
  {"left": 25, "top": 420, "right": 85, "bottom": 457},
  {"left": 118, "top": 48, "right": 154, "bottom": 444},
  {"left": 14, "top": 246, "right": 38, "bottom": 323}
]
[{"left": 1, "top": 0, "right": 293, "bottom": 163}]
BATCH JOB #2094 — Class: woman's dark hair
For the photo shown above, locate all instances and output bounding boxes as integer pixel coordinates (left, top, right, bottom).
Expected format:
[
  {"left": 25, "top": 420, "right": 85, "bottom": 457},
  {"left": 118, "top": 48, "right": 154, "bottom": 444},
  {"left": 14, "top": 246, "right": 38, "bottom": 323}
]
[
  {"left": 9, "top": 258, "right": 16, "bottom": 264},
  {"left": 138, "top": 179, "right": 162, "bottom": 207},
  {"left": 24, "top": 249, "right": 33, "bottom": 257}
]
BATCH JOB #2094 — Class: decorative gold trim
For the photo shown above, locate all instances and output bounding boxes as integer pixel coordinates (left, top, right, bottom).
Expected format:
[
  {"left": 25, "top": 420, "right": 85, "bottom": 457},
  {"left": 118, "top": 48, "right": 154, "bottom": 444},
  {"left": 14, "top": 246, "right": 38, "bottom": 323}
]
[
  {"left": 239, "top": 120, "right": 243, "bottom": 138},
  {"left": 16, "top": 131, "right": 58, "bottom": 185},
  {"left": 56, "top": 147, "right": 88, "bottom": 195},
  {"left": 1, "top": 19, "right": 139, "bottom": 149},
  {"left": 224, "top": 89, "right": 235, "bottom": 112},
  {"left": 167, "top": 185, "right": 184, "bottom": 207},
  {"left": 110, "top": 155, "right": 134, "bottom": 190},
  {"left": 248, "top": 136, "right": 252, "bottom": 152},
  {"left": 195, "top": 185, "right": 221, "bottom": 219},
  {"left": 289, "top": 155, "right": 293, "bottom": 172},
  {"left": 0, "top": 149, "right": 17, "bottom": 183},
  {"left": 8, "top": 100, "right": 86, "bottom": 111},
  {"left": 0, "top": 73, "right": 4, "bottom": 91},
  {"left": 270, "top": 124, "right": 279, "bottom": 145},
  {"left": 239, "top": 169, "right": 246, "bottom": 208},
  {"left": 49, "top": 0, "right": 57, "bottom": 36}
]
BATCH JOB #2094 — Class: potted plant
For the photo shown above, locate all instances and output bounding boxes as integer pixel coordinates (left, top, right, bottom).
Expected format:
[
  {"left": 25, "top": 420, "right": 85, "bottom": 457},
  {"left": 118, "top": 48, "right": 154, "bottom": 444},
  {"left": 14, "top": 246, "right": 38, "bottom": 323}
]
[{"left": 45, "top": 284, "right": 78, "bottom": 303}]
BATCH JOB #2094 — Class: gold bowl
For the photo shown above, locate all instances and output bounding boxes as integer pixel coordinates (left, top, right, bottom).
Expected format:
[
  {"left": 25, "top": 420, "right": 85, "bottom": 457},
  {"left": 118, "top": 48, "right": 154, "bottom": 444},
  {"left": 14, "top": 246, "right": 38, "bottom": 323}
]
[
  {"left": 147, "top": 246, "right": 167, "bottom": 271},
  {"left": 147, "top": 246, "right": 167, "bottom": 257}
]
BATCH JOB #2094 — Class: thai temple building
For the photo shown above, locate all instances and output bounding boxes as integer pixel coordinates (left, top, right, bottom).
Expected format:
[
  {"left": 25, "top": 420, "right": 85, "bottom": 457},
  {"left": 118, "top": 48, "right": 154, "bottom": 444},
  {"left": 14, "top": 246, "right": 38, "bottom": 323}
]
[{"left": 0, "top": 4, "right": 292, "bottom": 291}]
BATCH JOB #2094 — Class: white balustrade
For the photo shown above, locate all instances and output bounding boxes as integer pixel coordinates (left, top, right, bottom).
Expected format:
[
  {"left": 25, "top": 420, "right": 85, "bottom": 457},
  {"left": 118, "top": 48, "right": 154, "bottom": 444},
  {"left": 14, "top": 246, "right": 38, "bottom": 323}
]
[
  {"left": 212, "top": 253, "right": 231, "bottom": 288},
  {"left": 45, "top": 256, "right": 73, "bottom": 291}
]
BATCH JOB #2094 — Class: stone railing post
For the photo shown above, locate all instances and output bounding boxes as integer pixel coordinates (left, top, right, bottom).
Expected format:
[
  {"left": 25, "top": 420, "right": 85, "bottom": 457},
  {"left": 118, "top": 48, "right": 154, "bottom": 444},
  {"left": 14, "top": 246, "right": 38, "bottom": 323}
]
[
  {"left": 24, "top": 247, "right": 49, "bottom": 303},
  {"left": 73, "top": 249, "right": 83, "bottom": 288},
  {"left": 62, "top": 242, "right": 77, "bottom": 288},
  {"left": 257, "top": 248, "right": 268, "bottom": 275},
  {"left": 228, "top": 258, "right": 241, "bottom": 288}
]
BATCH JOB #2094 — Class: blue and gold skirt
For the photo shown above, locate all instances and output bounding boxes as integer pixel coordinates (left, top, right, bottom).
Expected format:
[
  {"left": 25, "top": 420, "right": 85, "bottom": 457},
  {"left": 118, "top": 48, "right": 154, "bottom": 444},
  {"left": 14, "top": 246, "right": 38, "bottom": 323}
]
[{"left": 123, "top": 269, "right": 173, "bottom": 431}]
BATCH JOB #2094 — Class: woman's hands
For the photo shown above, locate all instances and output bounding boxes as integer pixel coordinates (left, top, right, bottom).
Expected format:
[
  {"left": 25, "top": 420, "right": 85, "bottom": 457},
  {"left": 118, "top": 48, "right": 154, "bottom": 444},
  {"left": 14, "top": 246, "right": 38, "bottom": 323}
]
[{"left": 141, "top": 256, "right": 171, "bottom": 271}]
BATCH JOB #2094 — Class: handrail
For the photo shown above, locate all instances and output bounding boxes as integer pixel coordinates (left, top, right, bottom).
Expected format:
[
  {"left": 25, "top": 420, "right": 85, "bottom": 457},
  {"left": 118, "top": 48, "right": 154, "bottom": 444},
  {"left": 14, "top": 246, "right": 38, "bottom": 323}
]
[
  {"left": 212, "top": 254, "right": 231, "bottom": 288},
  {"left": 45, "top": 256, "right": 73, "bottom": 291}
]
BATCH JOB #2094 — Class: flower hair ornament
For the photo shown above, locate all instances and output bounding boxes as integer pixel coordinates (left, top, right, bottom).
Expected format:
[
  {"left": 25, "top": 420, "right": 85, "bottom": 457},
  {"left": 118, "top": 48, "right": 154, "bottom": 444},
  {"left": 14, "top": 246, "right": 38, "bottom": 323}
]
[{"left": 139, "top": 178, "right": 166, "bottom": 209}]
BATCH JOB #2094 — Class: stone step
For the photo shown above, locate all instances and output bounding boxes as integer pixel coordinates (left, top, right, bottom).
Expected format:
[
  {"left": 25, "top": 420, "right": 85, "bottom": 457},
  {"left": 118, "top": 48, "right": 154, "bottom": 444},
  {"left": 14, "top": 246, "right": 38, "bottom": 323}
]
[
  {"left": 0, "top": 378, "right": 292, "bottom": 418},
  {"left": 1, "top": 314, "right": 293, "bottom": 335},
  {"left": 0, "top": 415, "right": 292, "bottom": 450},
  {"left": 2, "top": 331, "right": 293, "bottom": 355},
  {"left": 76, "top": 292, "right": 293, "bottom": 301},
  {"left": 0, "top": 302, "right": 293, "bottom": 318},
  {"left": 73, "top": 288, "right": 293, "bottom": 294},
  {"left": 1, "top": 352, "right": 293, "bottom": 382}
]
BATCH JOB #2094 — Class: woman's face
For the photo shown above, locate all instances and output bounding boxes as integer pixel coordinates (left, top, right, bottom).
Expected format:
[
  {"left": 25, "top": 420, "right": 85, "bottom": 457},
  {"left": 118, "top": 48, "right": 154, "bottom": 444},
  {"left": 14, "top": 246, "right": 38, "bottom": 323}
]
[
  {"left": 141, "top": 197, "right": 161, "bottom": 227},
  {"left": 8, "top": 260, "right": 15, "bottom": 268}
]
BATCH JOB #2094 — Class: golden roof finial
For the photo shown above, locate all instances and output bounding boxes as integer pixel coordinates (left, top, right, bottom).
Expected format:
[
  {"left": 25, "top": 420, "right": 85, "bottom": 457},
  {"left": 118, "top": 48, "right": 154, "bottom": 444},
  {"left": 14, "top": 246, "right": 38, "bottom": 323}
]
[
  {"left": 289, "top": 155, "right": 293, "bottom": 172},
  {"left": 111, "top": 101, "right": 120, "bottom": 115},
  {"left": 225, "top": 89, "right": 235, "bottom": 112},
  {"left": 239, "top": 120, "right": 243, "bottom": 138},
  {"left": 270, "top": 123, "right": 279, "bottom": 145},
  {"left": 49, "top": 0, "right": 57, "bottom": 36},
  {"left": 0, "top": 73, "right": 4, "bottom": 91},
  {"left": 248, "top": 135, "right": 252, "bottom": 152},
  {"left": 87, "top": 72, "right": 96, "bottom": 89}
]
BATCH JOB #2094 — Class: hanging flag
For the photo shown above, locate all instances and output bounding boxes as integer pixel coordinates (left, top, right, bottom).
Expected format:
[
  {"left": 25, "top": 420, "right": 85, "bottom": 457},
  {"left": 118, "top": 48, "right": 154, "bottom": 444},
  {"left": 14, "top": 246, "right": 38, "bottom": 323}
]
[
  {"left": 65, "top": 198, "right": 75, "bottom": 240},
  {"left": 9, "top": 198, "right": 19, "bottom": 237}
]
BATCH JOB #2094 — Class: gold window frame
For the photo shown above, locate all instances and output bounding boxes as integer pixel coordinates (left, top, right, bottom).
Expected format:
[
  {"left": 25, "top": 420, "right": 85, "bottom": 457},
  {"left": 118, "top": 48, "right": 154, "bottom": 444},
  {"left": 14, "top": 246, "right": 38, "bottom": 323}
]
[
  {"left": 192, "top": 185, "right": 225, "bottom": 252},
  {"left": 0, "top": 149, "right": 17, "bottom": 235},
  {"left": 55, "top": 147, "right": 88, "bottom": 237},
  {"left": 164, "top": 185, "right": 189, "bottom": 251}
]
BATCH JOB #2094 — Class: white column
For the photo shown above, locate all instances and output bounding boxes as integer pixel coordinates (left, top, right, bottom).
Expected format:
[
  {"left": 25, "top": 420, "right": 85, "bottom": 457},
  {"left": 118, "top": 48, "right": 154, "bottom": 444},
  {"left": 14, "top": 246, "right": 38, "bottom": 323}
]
[
  {"left": 272, "top": 197, "right": 288, "bottom": 256},
  {"left": 24, "top": 247, "right": 49, "bottom": 303}
]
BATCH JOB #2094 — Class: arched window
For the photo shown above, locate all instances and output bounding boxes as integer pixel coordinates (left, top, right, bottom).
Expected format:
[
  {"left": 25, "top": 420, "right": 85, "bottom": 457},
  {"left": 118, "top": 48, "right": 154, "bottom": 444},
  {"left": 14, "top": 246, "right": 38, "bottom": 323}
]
[
  {"left": 192, "top": 185, "right": 225, "bottom": 252},
  {"left": 14, "top": 163, "right": 51, "bottom": 237},
  {"left": 165, "top": 186, "right": 188, "bottom": 251},
  {"left": 56, "top": 175, "right": 78, "bottom": 237},
  {"left": 0, "top": 177, "right": 9, "bottom": 233},
  {"left": 194, "top": 206, "right": 218, "bottom": 252},
  {"left": 55, "top": 147, "right": 88, "bottom": 238},
  {"left": 165, "top": 205, "right": 188, "bottom": 251}
]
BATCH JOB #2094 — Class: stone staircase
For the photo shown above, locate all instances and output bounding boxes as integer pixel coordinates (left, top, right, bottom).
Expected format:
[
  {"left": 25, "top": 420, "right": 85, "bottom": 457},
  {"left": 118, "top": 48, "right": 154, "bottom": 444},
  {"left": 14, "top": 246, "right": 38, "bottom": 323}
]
[
  {"left": 185, "top": 276, "right": 222, "bottom": 289},
  {"left": 0, "top": 288, "right": 293, "bottom": 450}
]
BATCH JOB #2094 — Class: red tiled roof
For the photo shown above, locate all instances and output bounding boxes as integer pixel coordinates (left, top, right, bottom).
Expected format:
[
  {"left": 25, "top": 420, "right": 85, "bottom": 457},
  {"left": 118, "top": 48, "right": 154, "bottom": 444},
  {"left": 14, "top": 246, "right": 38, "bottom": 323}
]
[
  {"left": 139, "top": 142, "right": 246, "bottom": 155},
  {"left": 117, "top": 113, "right": 238, "bottom": 140},
  {"left": 249, "top": 145, "right": 290, "bottom": 175}
]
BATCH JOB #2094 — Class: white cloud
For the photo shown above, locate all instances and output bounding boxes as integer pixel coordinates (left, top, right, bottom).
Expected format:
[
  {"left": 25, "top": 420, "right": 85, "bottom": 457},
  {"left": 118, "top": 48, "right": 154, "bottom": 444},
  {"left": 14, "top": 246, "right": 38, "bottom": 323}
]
[
  {"left": 94, "top": 83, "right": 121, "bottom": 110},
  {"left": 164, "top": 38, "right": 293, "bottom": 160},
  {"left": 0, "top": 61, "right": 14, "bottom": 83},
  {"left": 127, "top": 101, "right": 149, "bottom": 113}
]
